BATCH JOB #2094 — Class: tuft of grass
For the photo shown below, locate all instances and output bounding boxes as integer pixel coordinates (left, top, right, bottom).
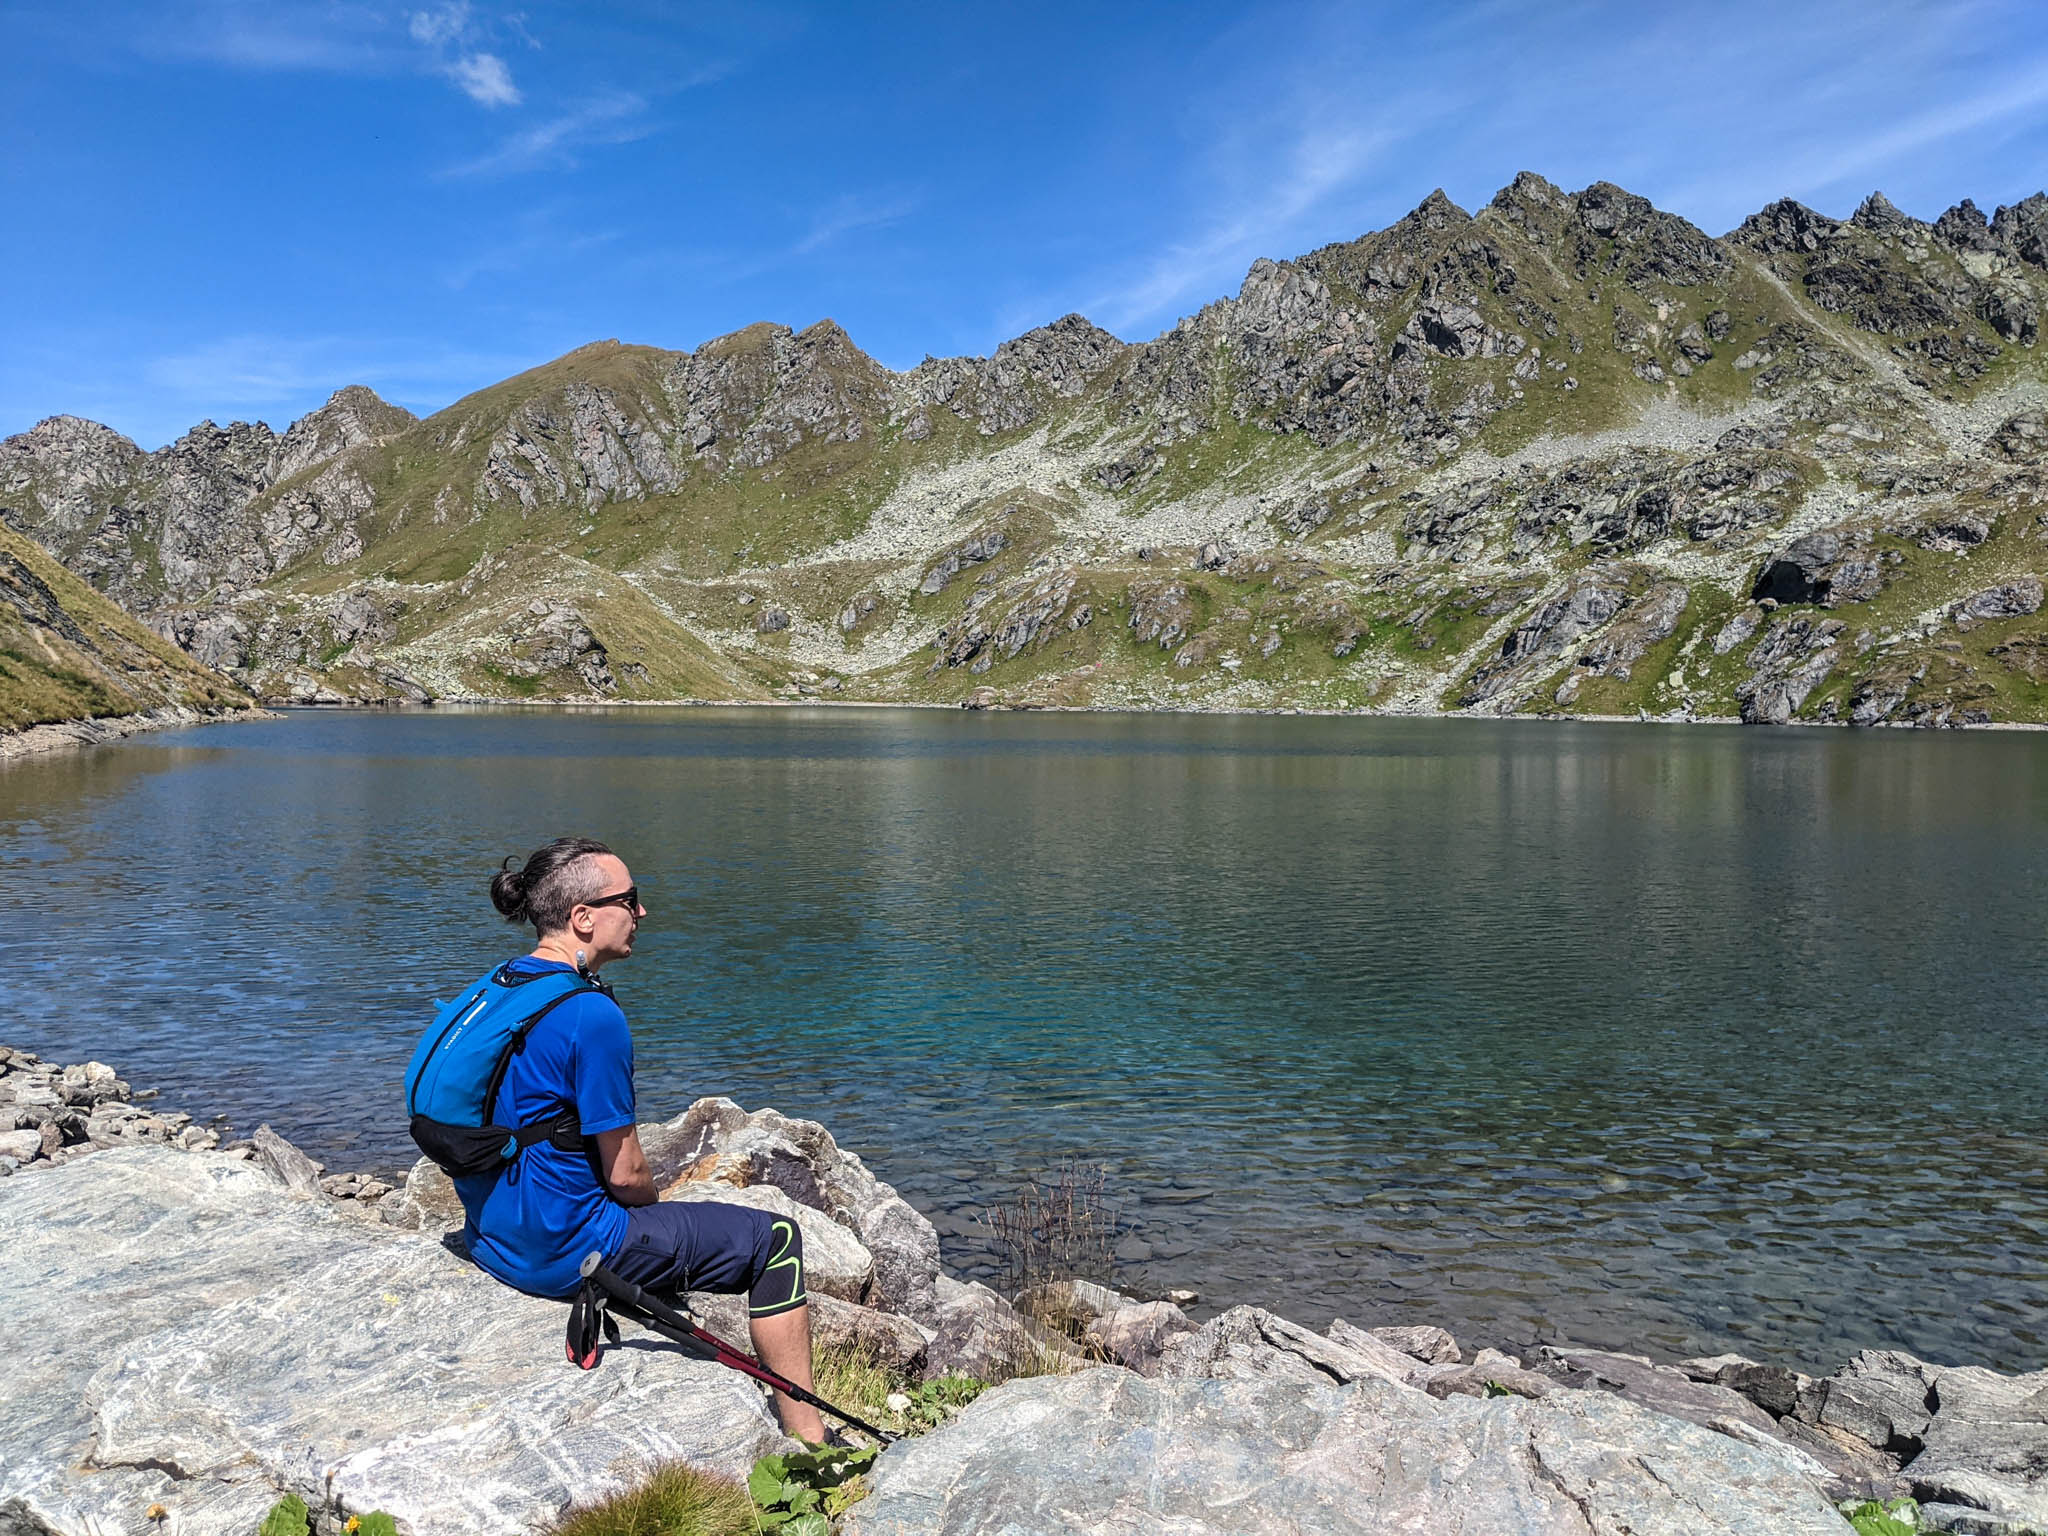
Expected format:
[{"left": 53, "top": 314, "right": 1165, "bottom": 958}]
[
  {"left": 969, "top": 1158, "right": 1126, "bottom": 1380},
  {"left": 811, "top": 1341, "right": 994, "bottom": 1436},
  {"left": 543, "top": 1461, "right": 755, "bottom": 1536},
  {"left": 811, "top": 1341, "right": 905, "bottom": 1430},
  {"left": 976, "top": 1158, "right": 1118, "bottom": 1300}
]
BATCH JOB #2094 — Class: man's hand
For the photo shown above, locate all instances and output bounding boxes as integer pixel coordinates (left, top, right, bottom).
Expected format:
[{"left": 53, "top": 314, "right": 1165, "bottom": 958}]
[{"left": 594, "top": 1125, "right": 657, "bottom": 1206}]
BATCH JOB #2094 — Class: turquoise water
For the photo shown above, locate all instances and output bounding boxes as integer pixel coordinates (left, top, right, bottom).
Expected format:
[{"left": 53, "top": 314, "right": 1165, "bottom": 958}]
[{"left": 2, "top": 706, "right": 2045, "bottom": 1373}]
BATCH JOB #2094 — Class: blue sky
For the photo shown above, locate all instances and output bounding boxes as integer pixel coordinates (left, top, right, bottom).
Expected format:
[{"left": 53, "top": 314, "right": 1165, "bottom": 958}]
[{"left": 6, "top": 0, "right": 2048, "bottom": 448}]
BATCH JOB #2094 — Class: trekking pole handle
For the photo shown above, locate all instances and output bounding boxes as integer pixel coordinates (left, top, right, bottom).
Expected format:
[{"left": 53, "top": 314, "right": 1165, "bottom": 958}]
[
  {"left": 580, "top": 1249, "right": 685, "bottom": 1317},
  {"left": 577, "top": 1253, "right": 896, "bottom": 1444}
]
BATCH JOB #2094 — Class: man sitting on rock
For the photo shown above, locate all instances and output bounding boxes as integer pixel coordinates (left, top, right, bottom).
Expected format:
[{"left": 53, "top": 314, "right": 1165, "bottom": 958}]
[{"left": 451, "top": 835, "right": 825, "bottom": 1442}]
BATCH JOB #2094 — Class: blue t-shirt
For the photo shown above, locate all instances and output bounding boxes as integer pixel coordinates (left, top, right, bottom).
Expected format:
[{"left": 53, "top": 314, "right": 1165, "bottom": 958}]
[{"left": 453, "top": 957, "right": 636, "bottom": 1298}]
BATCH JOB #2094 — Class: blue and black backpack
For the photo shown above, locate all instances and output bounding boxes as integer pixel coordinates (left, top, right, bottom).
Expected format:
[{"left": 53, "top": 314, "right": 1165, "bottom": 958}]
[{"left": 403, "top": 962, "right": 611, "bottom": 1179}]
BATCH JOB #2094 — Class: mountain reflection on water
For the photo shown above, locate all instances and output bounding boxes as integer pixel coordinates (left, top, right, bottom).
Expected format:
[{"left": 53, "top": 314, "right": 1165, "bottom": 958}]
[{"left": 2, "top": 706, "right": 2044, "bottom": 1374}]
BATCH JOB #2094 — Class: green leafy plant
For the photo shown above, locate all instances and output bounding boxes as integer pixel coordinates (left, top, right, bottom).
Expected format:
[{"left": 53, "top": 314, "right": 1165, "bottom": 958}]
[
  {"left": 748, "top": 1442, "right": 879, "bottom": 1535},
  {"left": 894, "top": 1373, "right": 990, "bottom": 1431},
  {"left": 1840, "top": 1497, "right": 1920, "bottom": 1536},
  {"left": 253, "top": 1496, "right": 405, "bottom": 1536}
]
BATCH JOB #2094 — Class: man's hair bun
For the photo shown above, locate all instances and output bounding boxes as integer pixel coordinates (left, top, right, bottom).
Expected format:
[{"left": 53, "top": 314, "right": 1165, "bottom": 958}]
[
  {"left": 489, "top": 838, "right": 614, "bottom": 936},
  {"left": 490, "top": 859, "right": 531, "bottom": 922}
]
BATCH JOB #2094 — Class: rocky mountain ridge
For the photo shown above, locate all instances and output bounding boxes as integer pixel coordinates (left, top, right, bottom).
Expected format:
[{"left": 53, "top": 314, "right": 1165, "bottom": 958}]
[{"left": 5, "top": 173, "right": 2046, "bottom": 727}]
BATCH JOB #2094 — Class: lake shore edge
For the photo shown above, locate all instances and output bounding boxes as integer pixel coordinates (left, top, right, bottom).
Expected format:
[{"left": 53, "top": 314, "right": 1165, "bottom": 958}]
[
  {"left": 0, "top": 703, "right": 278, "bottom": 762},
  {"left": 10, "top": 695, "right": 2048, "bottom": 768},
  {"left": 107, "top": 691, "right": 2048, "bottom": 729}
]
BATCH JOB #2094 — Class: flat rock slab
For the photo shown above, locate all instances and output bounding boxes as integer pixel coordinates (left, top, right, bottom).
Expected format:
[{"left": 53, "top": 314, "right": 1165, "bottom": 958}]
[
  {"left": 845, "top": 1367, "right": 1851, "bottom": 1536},
  {"left": 0, "top": 1146, "right": 781, "bottom": 1535}
]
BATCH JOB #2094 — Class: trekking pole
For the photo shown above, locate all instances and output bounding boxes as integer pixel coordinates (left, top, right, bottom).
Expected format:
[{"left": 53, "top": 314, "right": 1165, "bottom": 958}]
[{"left": 577, "top": 1252, "right": 896, "bottom": 1444}]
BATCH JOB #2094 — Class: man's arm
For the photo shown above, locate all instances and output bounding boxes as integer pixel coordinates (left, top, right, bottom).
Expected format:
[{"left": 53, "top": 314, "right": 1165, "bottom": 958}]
[{"left": 594, "top": 1125, "right": 657, "bottom": 1206}]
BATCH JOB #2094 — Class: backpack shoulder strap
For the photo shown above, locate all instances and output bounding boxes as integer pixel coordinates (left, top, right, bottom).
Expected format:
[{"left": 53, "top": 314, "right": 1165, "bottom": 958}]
[{"left": 479, "top": 975, "right": 607, "bottom": 1128}]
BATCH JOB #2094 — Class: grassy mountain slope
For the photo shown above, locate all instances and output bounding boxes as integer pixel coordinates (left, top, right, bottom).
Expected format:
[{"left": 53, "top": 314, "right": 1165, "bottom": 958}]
[{"left": 0, "top": 524, "right": 253, "bottom": 732}]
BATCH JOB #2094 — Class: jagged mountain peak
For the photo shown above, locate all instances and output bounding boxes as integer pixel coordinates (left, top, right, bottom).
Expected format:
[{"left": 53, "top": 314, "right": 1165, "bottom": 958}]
[
  {"left": 907, "top": 311, "right": 1125, "bottom": 436},
  {"left": 1936, "top": 198, "right": 1997, "bottom": 251},
  {"left": 1568, "top": 182, "right": 1730, "bottom": 286},
  {"left": 1992, "top": 193, "right": 2048, "bottom": 263},
  {"left": 1852, "top": 190, "right": 1920, "bottom": 235},
  {"left": 11, "top": 415, "right": 144, "bottom": 456},
  {"left": 159, "top": 418, "right": 279, "bottom": 460},
  {"left": 0, "top": 418, "right": 147, "bottom": 530},
  {"left": 1502, "top": 170, "right": 1566, "bottom": 205},
  {"left": 1731, "top": 198, "right": 1840, "bottom": 253},
  {"left": 697, "top": 320, "right": 796, "bottom": 359},
  {"left": 270, "top": 384, "right": 417, "bottom": 487},
  {"left": 997, "top": 312, "right": 1123, "bottom": 362},
  {"left": 1402, "top": 188, "right": 1473, "bottom": 232},
  {"left": 790, "top": 318, "right": 892, "bottom": 376}
]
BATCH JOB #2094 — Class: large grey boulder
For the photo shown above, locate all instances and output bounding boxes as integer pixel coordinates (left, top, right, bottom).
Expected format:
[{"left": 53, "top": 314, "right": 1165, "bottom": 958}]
[
  {"left": 923, "top": 1275, "right": 1083, "bottom": 1383},
  {"left": 1544, "top": 1347, "right": 1902, "bottom": 1500},
  {"left": 858, "top": 1193, "right": 942, "bottom": 1324},
  {"left": 251, "top": 1121, "right": 324, "bottom": 1198},
  {"left": 0, "top": 1146, "right": 782, "bottom": 1536},
  {"left": 1910, "top": 1361, "right": 2048, "bottom": 1527},
  {"left": 1364, "top": 1322, "right": 1462, "bottom": 1364},
  {"left": 377, "top": 1153, "right": 463, "bottom": 1230},
  {"left": 1020, "top": 1278, "right": 1195, "bottom": 1374},
  {"left": 1952, "top": 578, "right": 2044, "bottom": 629},
  {"left": 1158, "top": 1305, "right": 1419, "bottom": 1392},
  {"left": 646, "top": 1097, "right": 944, "bottom": 1325},
  {"left": 1753, "top": 529, "right": 1885, "bottom": 607},
  {"left": 1812, "top": 1350, "right": 2048, "bottom": 1529},
  {"left": 844, "top": 1367, "right": 1852, "bottom": 1536}
]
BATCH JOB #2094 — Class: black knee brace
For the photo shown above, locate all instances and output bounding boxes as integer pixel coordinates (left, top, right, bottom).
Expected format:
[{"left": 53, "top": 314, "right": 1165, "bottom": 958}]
[{"left": 749, "top": 1216, "right": 808, "bottom": 1317}]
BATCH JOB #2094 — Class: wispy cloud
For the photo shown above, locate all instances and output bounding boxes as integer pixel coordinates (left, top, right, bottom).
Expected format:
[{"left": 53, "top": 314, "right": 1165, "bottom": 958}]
[
  {"left": 793, "top": 192, "right": 921, "bottom": 256},
  {"left": 142, "top": 2, "right": 390, "bottom": 73},
  {"left": 441, "top": 207, "right": 626, "bottom": 289},
  {"left": 1678, "top": 58, "right": 2048, "bottom": 218},
  {"left": 136, "top": 1, "right": 525, "bottom": 107},
  {"left": 1097, "top": 123, "right": 1400, "bottom": 333},
  {"left": 444, "top": 51, "right": 520, "bottom": 106},
  {"left": 407, "top": 2, "right": 472, "bottom": 50},
  {"left": 408, "top": 1, "right": 523, "bottom": 106},
  {"left": 442, "top": 92, "right": 652, "bottom": 177}
]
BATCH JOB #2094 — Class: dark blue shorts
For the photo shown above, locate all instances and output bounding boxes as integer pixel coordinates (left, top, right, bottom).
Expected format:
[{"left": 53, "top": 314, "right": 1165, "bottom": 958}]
[{"left": 606, "top": 1200, "right": 809, "bottom": 1317}]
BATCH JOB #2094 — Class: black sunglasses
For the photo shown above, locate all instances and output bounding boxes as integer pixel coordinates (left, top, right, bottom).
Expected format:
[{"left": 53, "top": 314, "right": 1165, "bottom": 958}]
[{"left": 582, "top": 885, "right": 641, "bottom": 914}]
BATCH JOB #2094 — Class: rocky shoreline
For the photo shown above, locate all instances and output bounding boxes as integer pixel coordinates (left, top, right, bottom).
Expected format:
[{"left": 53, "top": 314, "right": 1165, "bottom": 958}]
[
  {"left": 0, "top": 704, "right": 276, "bottom": 762},
  {"left": 4, "top": 1041, "right": 2043, "bottom": 1535}
]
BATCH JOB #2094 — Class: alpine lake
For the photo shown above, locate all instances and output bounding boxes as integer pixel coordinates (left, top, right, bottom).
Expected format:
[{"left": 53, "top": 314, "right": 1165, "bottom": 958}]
[{"left": 2, "top": 705, "right": 2044, "bottom": 1376}]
